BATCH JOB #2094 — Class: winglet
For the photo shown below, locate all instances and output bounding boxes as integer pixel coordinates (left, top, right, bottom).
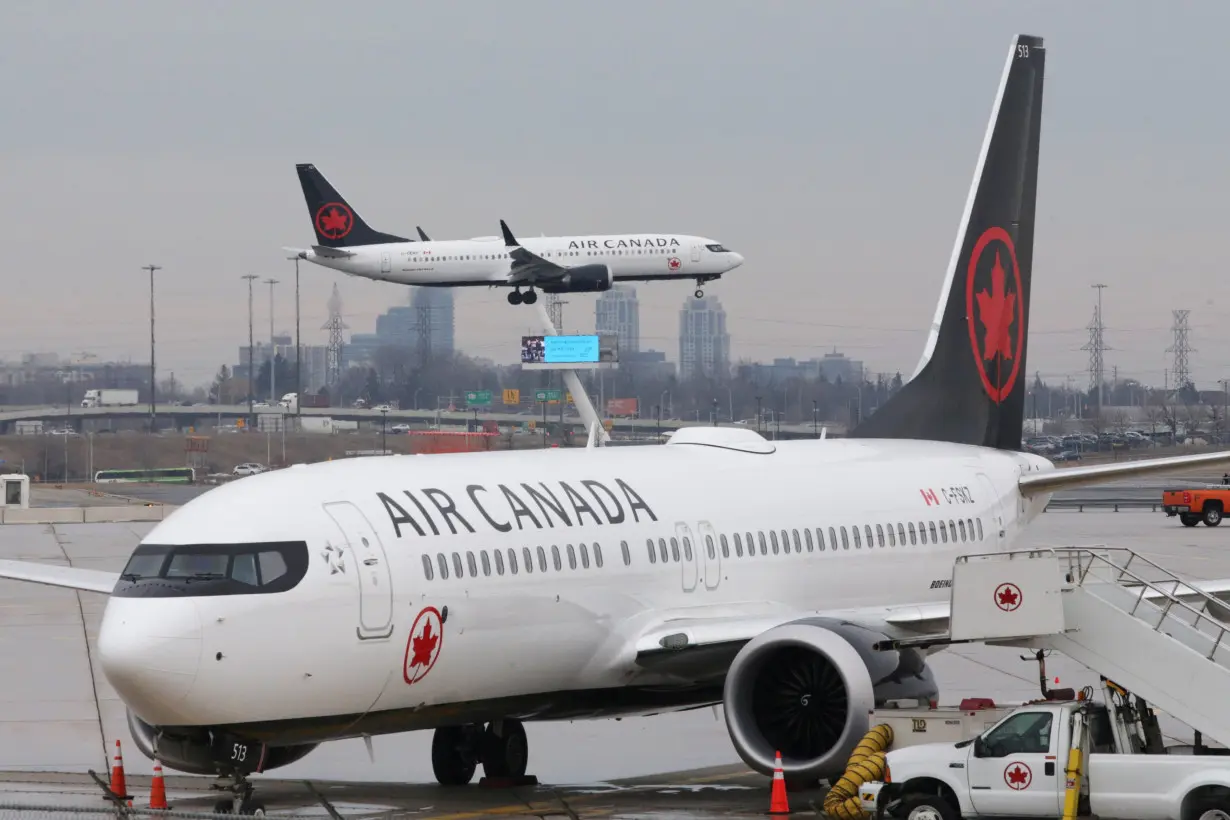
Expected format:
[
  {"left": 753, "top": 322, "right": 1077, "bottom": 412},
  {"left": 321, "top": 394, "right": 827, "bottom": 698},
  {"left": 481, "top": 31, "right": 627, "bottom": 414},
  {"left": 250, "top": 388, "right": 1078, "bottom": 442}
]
[
  {"left": 417, "top": 226, "right": 431, "bottom": 241},
  {"left": 500, "top": 219, "right": 519, "bottom": 247}
]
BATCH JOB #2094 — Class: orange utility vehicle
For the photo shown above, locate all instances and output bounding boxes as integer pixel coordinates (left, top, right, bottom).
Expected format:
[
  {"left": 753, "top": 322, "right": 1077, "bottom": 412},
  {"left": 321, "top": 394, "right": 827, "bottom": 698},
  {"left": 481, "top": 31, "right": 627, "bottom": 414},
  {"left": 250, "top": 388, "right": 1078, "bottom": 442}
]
[{"left": 1162, "top": 482, "right": 1230, "bottom": 526}]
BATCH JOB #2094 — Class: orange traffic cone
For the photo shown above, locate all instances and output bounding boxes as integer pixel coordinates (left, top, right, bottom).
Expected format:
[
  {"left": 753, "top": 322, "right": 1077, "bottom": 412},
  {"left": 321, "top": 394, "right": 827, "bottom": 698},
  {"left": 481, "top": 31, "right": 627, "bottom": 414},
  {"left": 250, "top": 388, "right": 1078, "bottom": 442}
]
[
  {"left": 769, "top": 749, "right": 790, "bottom": 815},
  {"left": 109, "top": 739, "right": 131, "bottom": 801},
  {"left": 149, "top": 759, "right": 168, "bottom": 810}
]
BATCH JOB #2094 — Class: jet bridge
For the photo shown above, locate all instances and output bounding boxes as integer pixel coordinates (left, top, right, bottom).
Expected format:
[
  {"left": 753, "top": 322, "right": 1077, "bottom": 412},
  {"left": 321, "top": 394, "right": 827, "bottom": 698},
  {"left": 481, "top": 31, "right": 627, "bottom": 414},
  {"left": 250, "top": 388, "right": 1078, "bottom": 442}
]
[{"left": 888, "top": 547, "right": 1230, "bottom": 750}]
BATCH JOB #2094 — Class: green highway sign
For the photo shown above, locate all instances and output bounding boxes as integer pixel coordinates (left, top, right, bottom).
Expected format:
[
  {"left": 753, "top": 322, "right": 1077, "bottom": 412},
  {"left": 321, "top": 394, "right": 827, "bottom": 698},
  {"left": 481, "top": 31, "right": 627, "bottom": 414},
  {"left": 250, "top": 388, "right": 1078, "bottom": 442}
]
[
  {"left": 465, "top": 390, "right": 492, "bottom": 406},
  {"left": 535, "top": 389, "right": 562, "bottom": 403}
]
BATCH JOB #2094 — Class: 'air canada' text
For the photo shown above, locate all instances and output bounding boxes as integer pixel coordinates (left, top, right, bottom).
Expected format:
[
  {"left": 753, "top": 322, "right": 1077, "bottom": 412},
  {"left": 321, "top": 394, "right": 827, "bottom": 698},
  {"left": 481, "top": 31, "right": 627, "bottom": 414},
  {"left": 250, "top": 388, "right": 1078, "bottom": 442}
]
[{"left": 377, "top": 478, "right": 657, "bottom": 538}]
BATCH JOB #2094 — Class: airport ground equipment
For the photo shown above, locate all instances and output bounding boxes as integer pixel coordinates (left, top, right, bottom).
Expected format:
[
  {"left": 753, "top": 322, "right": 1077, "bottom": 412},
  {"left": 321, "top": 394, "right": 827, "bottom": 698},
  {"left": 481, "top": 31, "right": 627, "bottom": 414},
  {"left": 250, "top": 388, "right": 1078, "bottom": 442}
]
[{"left": 1162, "top": 485, "right": 1230, "bottom": 526}]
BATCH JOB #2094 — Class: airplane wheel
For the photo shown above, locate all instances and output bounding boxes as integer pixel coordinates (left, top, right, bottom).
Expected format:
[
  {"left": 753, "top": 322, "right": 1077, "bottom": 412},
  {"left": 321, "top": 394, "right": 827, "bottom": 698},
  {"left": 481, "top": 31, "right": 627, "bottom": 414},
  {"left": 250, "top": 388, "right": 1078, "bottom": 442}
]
[
  {"left": 213, "top": 799, "right": 265, "bottom": 815},
  {"left": 481, "top": 719, "right": 528, "bottom": 778},
  {"left": 523, "top": 290, "right": 538, "bottom": 305},
  {"left": 694, "top": 289, "right": 704, "bottom": 299},
  {"left": 507, "top": 291, "right": 523, "bottom": 305},
  {"left": 432, "top": 726, "right": 478, "bottom": 786}
]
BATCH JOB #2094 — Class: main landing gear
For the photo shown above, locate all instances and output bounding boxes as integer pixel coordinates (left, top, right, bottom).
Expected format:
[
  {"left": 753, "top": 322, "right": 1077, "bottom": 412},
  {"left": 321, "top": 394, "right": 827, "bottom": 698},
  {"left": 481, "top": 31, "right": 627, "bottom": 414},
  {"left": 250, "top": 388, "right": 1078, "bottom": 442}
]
[
  {"left": 431, "top": 719, "right": 530, "bottom": 786},
  {"left": 507, "top": 288, "right": 538, "bottom": 305},
  {"left": 211, "top": 771, "right": 266, "bottom": 815}
]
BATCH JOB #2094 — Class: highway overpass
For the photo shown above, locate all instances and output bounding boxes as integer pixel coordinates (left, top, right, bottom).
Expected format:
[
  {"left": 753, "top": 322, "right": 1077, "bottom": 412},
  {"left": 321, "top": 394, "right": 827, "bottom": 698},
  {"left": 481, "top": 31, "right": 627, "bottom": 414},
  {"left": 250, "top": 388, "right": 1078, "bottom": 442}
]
[{"left": 0, "top": 403, "right": 848, "bottom": 440}]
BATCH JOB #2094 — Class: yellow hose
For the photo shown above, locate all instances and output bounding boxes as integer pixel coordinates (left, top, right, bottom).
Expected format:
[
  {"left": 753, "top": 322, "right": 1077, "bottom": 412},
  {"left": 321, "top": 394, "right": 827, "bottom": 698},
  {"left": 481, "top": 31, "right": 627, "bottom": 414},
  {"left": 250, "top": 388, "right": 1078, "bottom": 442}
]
[{"left": 823, "top": 724, "right": 894, "bottom": 820}]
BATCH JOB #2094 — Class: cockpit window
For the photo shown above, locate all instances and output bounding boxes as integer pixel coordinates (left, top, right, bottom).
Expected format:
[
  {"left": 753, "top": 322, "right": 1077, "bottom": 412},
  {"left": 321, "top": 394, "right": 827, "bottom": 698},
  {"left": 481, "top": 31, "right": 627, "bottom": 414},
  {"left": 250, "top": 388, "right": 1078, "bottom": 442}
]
[
  {"left": 112, "top": 541, "right": 309, "bottom": 598},
  {"left": 705, "top": 244, "right": 730, "bottom": 253}
]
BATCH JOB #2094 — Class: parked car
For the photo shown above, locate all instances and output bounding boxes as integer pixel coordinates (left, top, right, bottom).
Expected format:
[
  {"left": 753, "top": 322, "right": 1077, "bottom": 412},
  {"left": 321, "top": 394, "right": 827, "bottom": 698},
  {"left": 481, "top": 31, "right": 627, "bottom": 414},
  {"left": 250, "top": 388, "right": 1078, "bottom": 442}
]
[{"left": 232, "top": 463, "right": 267, "bottom": 477}]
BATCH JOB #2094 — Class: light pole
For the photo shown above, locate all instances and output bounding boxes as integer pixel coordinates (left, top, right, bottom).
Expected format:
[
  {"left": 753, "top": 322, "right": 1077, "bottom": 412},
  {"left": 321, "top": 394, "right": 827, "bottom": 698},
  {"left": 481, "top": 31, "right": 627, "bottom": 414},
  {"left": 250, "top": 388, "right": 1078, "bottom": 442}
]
[
  {"left": 143, "top": 264, "right": 161, "bottom": 431},
  {"left": 287, "top": 254, "right": 302, "bottom": 429},
  {"left": 242, "top": 275, "right": 258, "bottom": 428},
  {"left": 755, "top": 396, "right": 762, "bottom": 433},
  {"left": 381, "top": 407, "right": 389, "bottom": 454},
  {"left": 813, "top": 399, "right": 819, "bottom": 438},
  {"left": 711, "top": 398, "right": 718, "bottom": 426},
  {"left": 264, "top": 278, "right": 279, "bottom": 405}
]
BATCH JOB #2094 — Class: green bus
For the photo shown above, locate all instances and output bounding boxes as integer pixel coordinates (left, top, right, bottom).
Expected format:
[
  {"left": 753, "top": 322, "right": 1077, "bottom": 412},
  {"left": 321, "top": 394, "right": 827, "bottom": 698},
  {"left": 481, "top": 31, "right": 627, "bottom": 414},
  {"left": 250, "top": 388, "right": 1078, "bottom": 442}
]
[{"left": 93, "top": 467, "right": 196, "bottom": 484}]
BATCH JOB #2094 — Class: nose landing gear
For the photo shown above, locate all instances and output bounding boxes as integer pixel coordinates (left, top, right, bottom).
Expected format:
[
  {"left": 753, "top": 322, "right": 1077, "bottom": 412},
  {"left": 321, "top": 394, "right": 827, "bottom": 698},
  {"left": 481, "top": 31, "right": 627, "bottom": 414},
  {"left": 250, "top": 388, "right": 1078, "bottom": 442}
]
[
  {"left": 694, "top": 275, "right": 718, "bottom": 299},
  {"left": 507, "top": 288, "right": 538, "bottom": 305},
  {"left": 211, "top": 771, "right": 265, "bottom": 815}
]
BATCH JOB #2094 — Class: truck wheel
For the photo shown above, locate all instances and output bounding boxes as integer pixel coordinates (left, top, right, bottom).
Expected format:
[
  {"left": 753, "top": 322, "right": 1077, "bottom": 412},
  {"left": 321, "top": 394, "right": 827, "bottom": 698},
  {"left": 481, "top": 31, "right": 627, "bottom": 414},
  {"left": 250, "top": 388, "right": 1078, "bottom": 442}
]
[
  {"left": 1182, "top": 514, "right": 1201, "bottom": 527},
  {"left": 897, "top": 793, "right": 960, "bottom": 820},
  {"left": 1188, "top": 795, "right": 1230, "bottom": 820},
  {"left": 1205, "top": 505, "right": 1223, "bottom": 527}
]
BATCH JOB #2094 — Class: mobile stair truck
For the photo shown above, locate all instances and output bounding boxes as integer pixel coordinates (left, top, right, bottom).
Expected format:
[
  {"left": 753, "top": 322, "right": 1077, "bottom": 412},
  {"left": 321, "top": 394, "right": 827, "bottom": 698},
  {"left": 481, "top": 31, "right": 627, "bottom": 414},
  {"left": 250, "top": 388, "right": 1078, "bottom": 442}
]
[{"left": 856, "top": 547, "right": 1230, "bottom": 820}]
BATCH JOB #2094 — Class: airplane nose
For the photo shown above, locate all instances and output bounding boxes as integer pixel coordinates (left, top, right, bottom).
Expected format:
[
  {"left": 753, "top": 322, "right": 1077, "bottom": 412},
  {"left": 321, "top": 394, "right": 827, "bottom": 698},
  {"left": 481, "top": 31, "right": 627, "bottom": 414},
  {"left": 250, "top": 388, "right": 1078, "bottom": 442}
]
[
  {"left": 729, "top": 252, "right": 745, "bottom": 269},
  {"left": 98, "top": 598, "right": 203, "bottom": 724}
]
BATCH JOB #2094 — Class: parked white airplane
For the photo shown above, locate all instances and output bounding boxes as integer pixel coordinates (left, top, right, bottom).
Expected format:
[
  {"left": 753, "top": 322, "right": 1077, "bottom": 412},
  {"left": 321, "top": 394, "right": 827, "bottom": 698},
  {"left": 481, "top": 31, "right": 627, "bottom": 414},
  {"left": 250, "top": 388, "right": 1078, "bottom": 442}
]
[
  {"left": 285, "top": 164, "right": 744, "bottom": 304},
  {"left": 5, "top": 34, "right": 1230, "bottom": 814}
]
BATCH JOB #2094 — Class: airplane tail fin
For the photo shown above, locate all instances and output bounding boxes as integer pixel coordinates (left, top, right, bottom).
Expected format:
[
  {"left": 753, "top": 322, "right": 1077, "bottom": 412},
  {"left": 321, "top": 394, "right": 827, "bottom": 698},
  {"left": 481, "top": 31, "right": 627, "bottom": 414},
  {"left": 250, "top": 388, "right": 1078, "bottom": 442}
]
[
  {"left": 849, "top": 34, "right": 1045, "bottom": 452},
  {"left": 295, "top": 164, "right": 411, "bottom": 248}
]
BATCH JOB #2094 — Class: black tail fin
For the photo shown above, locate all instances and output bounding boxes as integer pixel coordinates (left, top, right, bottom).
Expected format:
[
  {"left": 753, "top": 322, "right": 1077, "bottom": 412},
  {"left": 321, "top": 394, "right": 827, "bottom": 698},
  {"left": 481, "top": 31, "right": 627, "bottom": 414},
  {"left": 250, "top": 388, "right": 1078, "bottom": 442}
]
[
  {"left": 295, "top": 164, "right": 411, "bottom": 247},
  {"left": 849, "top": 34, "right": 1045, "bottom": 452}
]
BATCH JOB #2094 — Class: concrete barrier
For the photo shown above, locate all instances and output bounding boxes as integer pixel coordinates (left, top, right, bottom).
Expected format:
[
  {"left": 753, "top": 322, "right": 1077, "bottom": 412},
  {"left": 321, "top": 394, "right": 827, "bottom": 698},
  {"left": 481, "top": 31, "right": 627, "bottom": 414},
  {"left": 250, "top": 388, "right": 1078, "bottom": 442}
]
[{"left": 0, "top": 505, "right": 180, "bottom": 525}]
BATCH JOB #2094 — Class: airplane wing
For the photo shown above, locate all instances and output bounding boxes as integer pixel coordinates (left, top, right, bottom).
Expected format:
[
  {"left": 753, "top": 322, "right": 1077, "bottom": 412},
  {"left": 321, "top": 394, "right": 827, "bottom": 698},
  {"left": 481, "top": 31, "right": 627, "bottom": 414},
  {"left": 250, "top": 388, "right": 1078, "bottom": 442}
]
[
  {"left": 1021, "top": 449, "right": 1230, "bottom": 496},
  {"left": 0, "top": 559, "right": 119, "bottom": 594},
  {"left": 499, "top": 219, "right": 569, "bottom": 285},
  {"left": 632, "top": 579, "right": 1230, "bottom": 680}
]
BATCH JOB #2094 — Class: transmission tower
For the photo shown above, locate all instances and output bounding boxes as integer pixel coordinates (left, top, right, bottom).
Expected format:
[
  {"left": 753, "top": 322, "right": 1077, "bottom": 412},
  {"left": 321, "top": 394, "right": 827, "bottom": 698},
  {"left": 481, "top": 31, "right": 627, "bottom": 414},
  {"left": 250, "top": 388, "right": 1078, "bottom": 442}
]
[
  {"left": 545, "top": 293, "right": 566, "bottom": 332},
  {"left": 322, "top": 283, "right": 347, "bottom": 387},
  {"left": 1081, "top": 284, "right": 1109, "bottom": 415},
  {"left": 1166, "top": 309, "right": 1193, "bottom": 393}
]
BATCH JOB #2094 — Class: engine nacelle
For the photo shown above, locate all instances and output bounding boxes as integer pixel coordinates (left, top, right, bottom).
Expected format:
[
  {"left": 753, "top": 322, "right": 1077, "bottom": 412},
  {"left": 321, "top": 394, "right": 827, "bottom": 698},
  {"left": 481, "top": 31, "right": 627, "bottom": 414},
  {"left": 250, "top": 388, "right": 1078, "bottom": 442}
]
[
  {"left": 541, "top": 264, "right": 613, "bottom": 294},
  {"left": 127, "top": 709, "right": 317, "bottom": 776},
  {"left": 722, "top": 619, "right": 937, "bottom": 785}
]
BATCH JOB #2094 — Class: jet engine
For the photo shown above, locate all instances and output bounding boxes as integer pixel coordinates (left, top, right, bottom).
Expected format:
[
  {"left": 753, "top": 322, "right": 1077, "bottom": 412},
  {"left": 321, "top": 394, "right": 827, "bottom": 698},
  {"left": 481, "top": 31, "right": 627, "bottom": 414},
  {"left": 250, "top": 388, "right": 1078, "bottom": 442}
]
[
  {"left": 127, "top": 709, "right": 317, "bottom": 776},
  {"left": 722, "top": 618, "right": 937, "bottom": 786},
  {"left": 541, "top": 264, "right": 613, "bottom": 294}
]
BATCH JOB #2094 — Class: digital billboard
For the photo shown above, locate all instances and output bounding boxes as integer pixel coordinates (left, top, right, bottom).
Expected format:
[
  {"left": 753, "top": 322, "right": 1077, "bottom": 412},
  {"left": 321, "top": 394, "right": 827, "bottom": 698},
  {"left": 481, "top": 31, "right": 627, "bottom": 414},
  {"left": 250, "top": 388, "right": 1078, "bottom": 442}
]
[{"left": 521, "top": 334, "right": 619, "bottom": 369}]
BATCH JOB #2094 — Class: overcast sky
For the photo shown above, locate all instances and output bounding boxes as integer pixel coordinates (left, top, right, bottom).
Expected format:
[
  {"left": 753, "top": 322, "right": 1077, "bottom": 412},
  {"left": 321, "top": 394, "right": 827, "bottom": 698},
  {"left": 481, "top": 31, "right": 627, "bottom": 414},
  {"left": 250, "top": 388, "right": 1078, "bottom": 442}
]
[{"left": 3, "top": 1, "right": 1228, "bottom": 391}]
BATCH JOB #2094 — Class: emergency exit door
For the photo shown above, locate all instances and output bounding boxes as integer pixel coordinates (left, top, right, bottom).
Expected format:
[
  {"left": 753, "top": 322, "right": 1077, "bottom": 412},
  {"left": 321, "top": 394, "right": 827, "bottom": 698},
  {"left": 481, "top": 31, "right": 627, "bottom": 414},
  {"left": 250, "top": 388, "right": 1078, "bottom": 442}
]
[
  {"left": 323, "top": 501, "right": 394, "bottom": 640},
  {"left": 690, "top": 243, "right": 702, "bottom": 263},
  {"left": 380, "top": 251, "right": 392, "bottom": 273}
]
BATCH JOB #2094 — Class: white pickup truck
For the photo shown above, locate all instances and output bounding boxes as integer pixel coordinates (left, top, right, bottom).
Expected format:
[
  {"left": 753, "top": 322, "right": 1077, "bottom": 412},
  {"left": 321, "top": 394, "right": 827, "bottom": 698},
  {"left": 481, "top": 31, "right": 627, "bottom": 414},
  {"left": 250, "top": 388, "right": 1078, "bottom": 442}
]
[{"left": 861, "top": 699, "right": 1230, "bottom": 820}]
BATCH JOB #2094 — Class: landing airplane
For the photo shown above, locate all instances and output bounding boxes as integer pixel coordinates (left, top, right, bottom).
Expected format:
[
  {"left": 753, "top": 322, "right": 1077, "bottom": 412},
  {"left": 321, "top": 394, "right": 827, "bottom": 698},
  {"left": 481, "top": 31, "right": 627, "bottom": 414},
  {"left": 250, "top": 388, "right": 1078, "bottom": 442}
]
[
  {"left": 284, "top": 164, "right": 744, "bottom": 305},
  {"left": 5, "top": 35, "right": 1230, "bottom": 814}
]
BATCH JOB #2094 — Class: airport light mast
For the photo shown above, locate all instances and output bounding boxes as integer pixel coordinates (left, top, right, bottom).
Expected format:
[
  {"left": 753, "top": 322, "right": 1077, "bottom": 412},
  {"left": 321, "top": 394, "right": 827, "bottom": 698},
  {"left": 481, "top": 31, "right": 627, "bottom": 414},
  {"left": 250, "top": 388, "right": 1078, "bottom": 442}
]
[
  {"left": 142, "top": 264, "right": 161, "bottom": 432},
  {"left": 264, "top": 278, "right": 279, "bottom": 411},
  {"left": 242, "top": 274, "right": 258, "bottom": 428}
]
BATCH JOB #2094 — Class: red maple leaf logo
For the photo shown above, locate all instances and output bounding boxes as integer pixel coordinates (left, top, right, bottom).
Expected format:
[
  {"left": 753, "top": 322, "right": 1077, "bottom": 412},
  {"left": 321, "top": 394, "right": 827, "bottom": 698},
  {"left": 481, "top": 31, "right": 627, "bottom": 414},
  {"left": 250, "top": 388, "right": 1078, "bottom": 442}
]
[
  {"left": 997, "top": 586, "right": 1020, "bottom": 608},
  {"left": 974, "top": 252, "right": 1016, "bottom": 361},
  {"left": 319, "top": 207, "right": 349, "bottom": 236},
  {"left": 1007, "top": 765, "right": 1028, "bottom": 786},
  {"left": 410, "top": 621, "right": 438, "bottom": 668}
]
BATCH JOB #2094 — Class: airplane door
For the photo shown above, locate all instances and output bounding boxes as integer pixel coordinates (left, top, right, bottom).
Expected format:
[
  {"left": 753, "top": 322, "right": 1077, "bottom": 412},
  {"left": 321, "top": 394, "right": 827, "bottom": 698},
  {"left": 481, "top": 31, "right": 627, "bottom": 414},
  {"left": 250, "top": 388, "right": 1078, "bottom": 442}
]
[
  {"left": 676, "top": 522, "right": 698, "bottom": 592},
  {"left": 380, "top": 252, "right": 392, "bottom": 274},
  {"left": 690, "top": 243, "right": 702, "bottom": 263},
  {"left": 976, "top": 472, "right": 1006, "bottom": 549},
  {"left": 697, "top": 520, "right": 721, "bottom": 590},
  {"left": 323, "top": 501, "right": 395, "bottom": 640}
]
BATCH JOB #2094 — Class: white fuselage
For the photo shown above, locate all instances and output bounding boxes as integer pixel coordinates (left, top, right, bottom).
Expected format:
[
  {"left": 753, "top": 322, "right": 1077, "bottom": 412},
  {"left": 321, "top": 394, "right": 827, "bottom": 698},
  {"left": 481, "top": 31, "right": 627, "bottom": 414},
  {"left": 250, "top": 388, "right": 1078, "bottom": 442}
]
[
  {"left": 299, "top": 234, "right": 743, "bottom": 286},
  {"left": 97, "top": 433, "right": 1053, "bottom": 744}
]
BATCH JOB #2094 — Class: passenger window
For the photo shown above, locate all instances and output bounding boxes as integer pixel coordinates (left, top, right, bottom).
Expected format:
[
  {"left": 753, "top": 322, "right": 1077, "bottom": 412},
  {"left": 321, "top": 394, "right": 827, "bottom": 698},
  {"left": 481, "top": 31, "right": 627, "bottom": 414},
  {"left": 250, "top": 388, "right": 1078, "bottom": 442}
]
[
  {"left": 452, "top": 553, "right": 464, "bottom": 578},
  {"left": 620, "top": 540, "right": 630, "bottom": 566},
  {"left": 683, "top": 537, "right": 693, "bottom": 561},
  {"left": 957, "top": 519, "right": 967, "bottom": 541},
  {"left": 566, "top": 544, "right": 577, "bottom": 570},
  {"left": 523, "top": 547, "right": 534, "bottom": 573},
  {"left": 536, "top": 546, "right": 547, "bottom": 572},
  {"left": 977, "top": 519, "right": 985, "bottom": 540},
  {"left": 480, "top": 551, "right": 491, "bottom": 576},
  {"left": 734, "top": 533, "right": 744, "bottom": 557},
  {"left": 509, "top": 548, "right": 519, "bottom": 574},
  {"left": 747, "top": 532, "right": 757, "bottom": 556},
  {"left": 817, "top": 528, "right": 826, "bottom": 551},
  {"left": 232, "top": 553, "right": 258, "bottom": 586},
  {"left": 829, "top": 527, "right": 838, "bottom": 551},
  {"left": 437, "top": 553, "right": 449, "bottom": 579},
  {"left": 705, "top": 535, "right": 716, "bottom": 560},
  {"left": 494, "top": 549, "right": 505, "bottom": 575},
  {"left": 876, "top": 524, "right": 885, "bottom": 547},
  {"left": 939, "top": 521, "right": 948, "bottom": 543},
  {"left": 580, "top": 543, "right": 590, "bottom": 569},
  {"left": 422, "top": 554, "right": 434, "bottom": 581},
  {"left": 841, "top": 527, "right": 849, "bottom": 550},
  {"left": 864, "top": 525, "right": 874, "bottom": 548},
  {"left": 980, "top": 711, "right": 1054, "bottom": 756},
  {"left": 852, "top": 527, "right": 861, "bottom": 549},
  {"left": 804, "top": 528, "right": 814, "bottom": 552},
  {"left": 791, "top": 529, "right": 801, "bottom": 553},
  {"left": 897, "top": 523, "right": 906, "bottom": 545},
  {"left": 949, "top": 519, "right": 958, "bottom": 541},
  {"left": 647, "top": 539, "right": 657, "bottom": 563},
  {"left": 768, "top": 531, "right": 778, "bottom": 554},
  {"left": 594, "top": 543, "right": 604, "bottom": 568},
  {"left": 659, "top": 537, "right": 669, "bottom": 563},
  {"left": 466, "top": 551, "right": 478, "bottom": 577},
  {"left": 551, "top": 545, "right": 562, "bottom": 571},
  {"left": 670, "top": 538, "right": 681, "bottom": 562},
  {"left": 929, "top": 521, "right": 938, "bottom": 542},
  {"left": 886, "top": 524, "right": 896, "bottom": 547},
  {"left": 720, "top": 534, "right": 730, "bottom": 558},
  {"left": 908, "top": 523, "right": 917, "bottom": 545}
]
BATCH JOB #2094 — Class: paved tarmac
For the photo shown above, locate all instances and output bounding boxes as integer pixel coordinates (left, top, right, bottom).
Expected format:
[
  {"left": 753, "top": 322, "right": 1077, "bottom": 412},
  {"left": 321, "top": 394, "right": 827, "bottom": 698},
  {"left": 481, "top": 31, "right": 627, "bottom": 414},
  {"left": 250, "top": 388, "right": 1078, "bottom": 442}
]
[{"left": 1, "top": 504, "right": 1228, "bottom": 816}]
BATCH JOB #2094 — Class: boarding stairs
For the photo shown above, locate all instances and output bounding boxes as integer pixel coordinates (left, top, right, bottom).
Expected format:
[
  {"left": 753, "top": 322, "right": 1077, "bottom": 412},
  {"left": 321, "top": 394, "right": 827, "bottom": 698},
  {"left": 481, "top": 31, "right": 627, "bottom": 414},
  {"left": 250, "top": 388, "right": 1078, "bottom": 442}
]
[{"left": 920, "top": 547, "right": 1230, "bottom": 749}]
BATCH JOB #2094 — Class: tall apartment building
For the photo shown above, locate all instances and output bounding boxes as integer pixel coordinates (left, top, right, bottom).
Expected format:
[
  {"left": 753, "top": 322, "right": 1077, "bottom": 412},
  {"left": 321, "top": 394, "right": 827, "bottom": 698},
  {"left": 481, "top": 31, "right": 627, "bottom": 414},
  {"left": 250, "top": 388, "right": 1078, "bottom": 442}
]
[
  {"left": 678, "top": 295, "right": 730, "bottom": 380},
  {"left": 595, "top": 284, "right": 640, "bottom": 356}
]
